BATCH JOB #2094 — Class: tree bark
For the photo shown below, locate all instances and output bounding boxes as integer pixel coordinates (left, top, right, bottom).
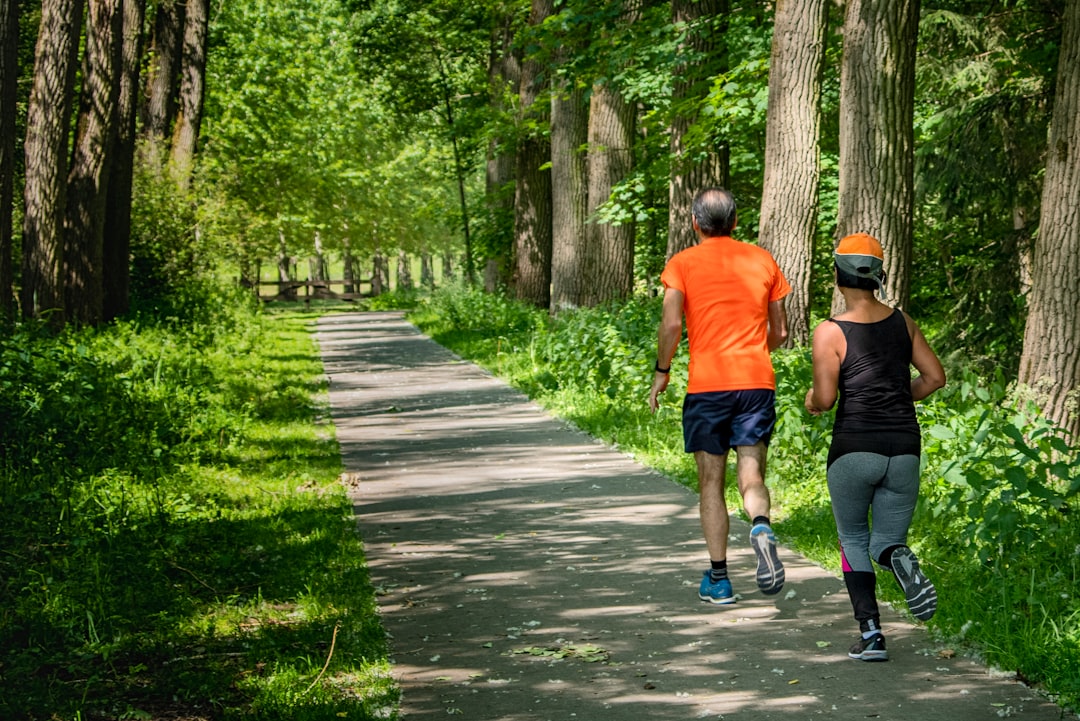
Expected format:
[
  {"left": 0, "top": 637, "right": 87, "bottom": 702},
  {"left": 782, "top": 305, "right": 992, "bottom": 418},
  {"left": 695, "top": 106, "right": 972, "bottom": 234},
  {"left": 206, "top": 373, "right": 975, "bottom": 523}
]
[
  {"left": 65, "top": 0, "right": 123, "bottom": 326},
  {"left": 586, "top": 80, "right": 636, "bottom": 304},
  {"left": 170, "top": 0, "right": 208, "bottom": 189},
  {"left": 0, "top": 0, "right": 17, "bottom": 319},
  {"left": 667, "top": 0, "right": 729, "bottom": 258},
  {"left": 513, "top": 0, "right": 554, "bottom": 309},
  {"left": 835, "top": 0, "right": 920, "bottom": 313},
  {"left": 143, "top": 0, "right": 183, "bottom": 147},
  {"left": 22, "top": 0, "right": 85, "bottom": 321},
  {"left": 102, "top": 0, "right": 145, "bottom": 320},
  {"left": 758, "top": 0, "right": 828, "bottom": 346},
  {"left": 1018, "top": 0, "right": 1080, "bottom": 437},
  {"left": 549, "top": 82, "right": 589, "bottom": 312}
]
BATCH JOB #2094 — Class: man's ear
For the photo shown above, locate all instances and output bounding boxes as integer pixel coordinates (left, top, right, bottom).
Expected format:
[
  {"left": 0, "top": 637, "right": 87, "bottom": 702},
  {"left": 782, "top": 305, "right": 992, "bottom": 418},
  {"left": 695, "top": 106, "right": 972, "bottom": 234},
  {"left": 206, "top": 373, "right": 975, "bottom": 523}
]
[{"left": 692, "top": 217, "right": 700, "bottom": 232}]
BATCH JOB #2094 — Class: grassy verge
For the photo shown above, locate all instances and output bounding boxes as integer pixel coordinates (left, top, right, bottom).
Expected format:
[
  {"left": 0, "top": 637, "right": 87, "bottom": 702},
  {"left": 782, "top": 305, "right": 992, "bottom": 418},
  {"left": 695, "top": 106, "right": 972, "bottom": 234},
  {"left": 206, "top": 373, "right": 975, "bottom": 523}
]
[
  {"left": 406, "top": 283, "right": 1080, "bottom": 714},
  {"left": 0, "top": 296, "right": 397, "bottom": 720}
]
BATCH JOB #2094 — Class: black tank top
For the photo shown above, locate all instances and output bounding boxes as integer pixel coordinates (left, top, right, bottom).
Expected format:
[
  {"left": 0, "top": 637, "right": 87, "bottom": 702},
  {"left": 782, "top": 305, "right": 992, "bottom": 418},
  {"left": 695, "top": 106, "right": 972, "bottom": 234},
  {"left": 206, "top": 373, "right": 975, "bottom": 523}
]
[{"left": 827, "top": 308, "right": 920, "bottom": 467}]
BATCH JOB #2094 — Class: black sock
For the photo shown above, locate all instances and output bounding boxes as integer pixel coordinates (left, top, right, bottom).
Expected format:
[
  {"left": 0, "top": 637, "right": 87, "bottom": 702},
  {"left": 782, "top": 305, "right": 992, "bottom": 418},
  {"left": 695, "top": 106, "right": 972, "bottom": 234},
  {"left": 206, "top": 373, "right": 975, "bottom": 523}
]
[
  {"left": 752, "top": 515, "right": 770, "bottom": 528},
  {"left": 709, "top": 560, "right": 728, "bottom": 582}
]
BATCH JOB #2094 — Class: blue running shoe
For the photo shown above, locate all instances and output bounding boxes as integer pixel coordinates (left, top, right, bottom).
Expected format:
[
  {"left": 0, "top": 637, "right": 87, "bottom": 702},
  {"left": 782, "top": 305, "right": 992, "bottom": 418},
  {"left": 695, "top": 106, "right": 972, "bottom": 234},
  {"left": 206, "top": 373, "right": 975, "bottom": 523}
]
[
  {"left": 750, "top": 524, "right": 785, "bottom": 595},
  {"left": 699, "top": 571, "right": 736, "bottom": 605}
]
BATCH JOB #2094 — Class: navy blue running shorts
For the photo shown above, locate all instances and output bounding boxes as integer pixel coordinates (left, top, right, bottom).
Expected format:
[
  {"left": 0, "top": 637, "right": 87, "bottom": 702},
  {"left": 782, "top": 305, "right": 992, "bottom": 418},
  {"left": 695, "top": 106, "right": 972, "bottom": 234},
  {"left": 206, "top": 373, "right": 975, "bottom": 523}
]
[{"left": 682, "top": 389, "right": 777, "bottom": 454}]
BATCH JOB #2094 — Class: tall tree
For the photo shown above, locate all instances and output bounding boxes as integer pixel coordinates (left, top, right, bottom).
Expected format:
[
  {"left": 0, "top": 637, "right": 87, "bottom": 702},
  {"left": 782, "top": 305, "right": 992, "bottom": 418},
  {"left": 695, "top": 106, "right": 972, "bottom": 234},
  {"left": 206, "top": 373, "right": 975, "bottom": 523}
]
[
  {"left": 513, "top": 0, "right": 554, "bottom": 309},
  {"left": 1018, "top": 0, "right": 1080, "bottom": 437},
  {"left": 170, "top": 0, "right": 208, "bottom": 188},
  {"left": 483, "top": 3, "right": 520, "bottom": 291},
  {"left": 22, "top": 0, "right": 85, "bottom": 321},
  {"left": 757, "top": 0, "right": 828, "bottom": 345},
  {"left": 549, "top": 77, "right": 589, "bottom": 310},
  {"left": 143, "top": 0, "right": 183, "bottom": 147},
  {"left": 65, "top": 0, "right": 123, "bottom": 325},
  {"left": 667, "top": 0, "right": 728, "bottom": 258},
  {"left": 835, "top": 0, "right": 920, "bottom": 311},
  {"left": 0, "top": 0, "right": 16, "bottom": 319},
  {"left": 102, "top": 0, "right": 146, "bottom": 319},
  {"left": 585, "top": 0, "right": 639, "bottom": 305}
]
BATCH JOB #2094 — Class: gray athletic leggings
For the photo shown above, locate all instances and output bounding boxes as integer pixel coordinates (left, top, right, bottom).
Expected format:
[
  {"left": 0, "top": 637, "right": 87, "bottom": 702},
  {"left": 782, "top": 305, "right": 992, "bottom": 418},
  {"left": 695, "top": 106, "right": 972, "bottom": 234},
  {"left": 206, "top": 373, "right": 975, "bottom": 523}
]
[{"left": 827, "top": 452, "right": 921, "bottom": 574}]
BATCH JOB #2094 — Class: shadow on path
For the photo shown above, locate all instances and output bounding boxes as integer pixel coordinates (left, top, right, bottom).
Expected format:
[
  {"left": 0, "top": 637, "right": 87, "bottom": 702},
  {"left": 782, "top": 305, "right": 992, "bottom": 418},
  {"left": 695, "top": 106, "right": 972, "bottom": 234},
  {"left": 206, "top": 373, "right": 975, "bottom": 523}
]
[{"left": 318, "top": 311, "right": 1070, "bottom": 721}]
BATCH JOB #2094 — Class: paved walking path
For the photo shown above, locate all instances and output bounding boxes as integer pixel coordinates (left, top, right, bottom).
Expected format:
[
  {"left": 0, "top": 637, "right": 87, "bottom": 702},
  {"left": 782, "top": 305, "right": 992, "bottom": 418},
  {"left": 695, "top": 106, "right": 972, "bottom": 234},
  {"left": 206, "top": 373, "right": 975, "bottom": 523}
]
[{"left": 316, "top": 311, "right": 1071, "bottom": 721}]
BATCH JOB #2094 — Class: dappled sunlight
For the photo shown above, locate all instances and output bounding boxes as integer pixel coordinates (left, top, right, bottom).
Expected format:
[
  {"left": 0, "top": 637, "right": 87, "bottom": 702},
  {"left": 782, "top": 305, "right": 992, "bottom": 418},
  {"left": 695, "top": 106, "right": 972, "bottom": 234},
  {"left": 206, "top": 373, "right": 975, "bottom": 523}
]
[{"left": 318, "top": 312, "right": 1070, "bottom": 720}]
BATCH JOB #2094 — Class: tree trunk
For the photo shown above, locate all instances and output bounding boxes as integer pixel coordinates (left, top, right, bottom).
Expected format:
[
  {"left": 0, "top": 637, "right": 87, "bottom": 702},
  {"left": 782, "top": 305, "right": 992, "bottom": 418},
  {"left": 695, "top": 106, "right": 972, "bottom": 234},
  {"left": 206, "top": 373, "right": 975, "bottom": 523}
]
[
  {"left": 22, "top": 0, "right": 85, "bottom": 322},
  {"left": 396, "top": 250, "right": 412, "bottom": 290},
  {"left": 143, "top": 0, "right": 182, "bottom": 148},
  {"left": 586, "top": 80, "right": 636, "bottom": 304},
  {"left": 442, "top": 251, "right": 454, "bottom": 283},
  {"left": 549, "top": 83, "right": 589, "bottom": 312},
  {"left": 0, "top": 0, "right": 17, "bottom": 320},
  {"left": 834, "top": 0, "right": 920, "bottom": 313},
  {"left": 65, "top": 0, "right": 123, "bottom": 326},
  {"left": 1018, "top": 0, "right": 1080, "bottom": 437},
  {"left": 667, "top": 0, "right": 729, "bottom": 259},
  {"left": 485, "top": 5, "right": 519, "bottom": 291},
  {"left": 513, "top": 0, "right": 554, "bottom": 309},
  {"left": 421, "top": 251, "right": 434, "bottom": 289},
  {"left": 343, "top": 236, "right": 356, "bottom": 293},
  {"left": 757, "top": 0, "right": 828, "bottom": 346},
  {"left": 372, "top": 251, "right": 388, "bottom": 295},
  {"left": 102, "top": 0, "right": 145, "bottom": 321},
  {"left": 170, "top": 0, "right": 208, "bottom": 189}
]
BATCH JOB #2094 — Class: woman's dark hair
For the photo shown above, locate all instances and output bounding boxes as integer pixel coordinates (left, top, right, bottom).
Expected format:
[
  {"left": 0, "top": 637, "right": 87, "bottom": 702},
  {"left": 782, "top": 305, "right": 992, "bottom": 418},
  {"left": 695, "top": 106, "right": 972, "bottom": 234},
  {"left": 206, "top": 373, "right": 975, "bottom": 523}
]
[
  {"left": 692, "top": 188, "right": 737, "bottom": 237},
  {"left": 835, "top": 264, "right": 883, "bottom": 291}
]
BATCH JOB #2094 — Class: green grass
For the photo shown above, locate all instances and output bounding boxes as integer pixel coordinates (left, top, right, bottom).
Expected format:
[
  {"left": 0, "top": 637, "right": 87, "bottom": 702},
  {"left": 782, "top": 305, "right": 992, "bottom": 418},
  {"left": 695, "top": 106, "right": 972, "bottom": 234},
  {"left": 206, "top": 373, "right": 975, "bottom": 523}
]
[{"left": 0, "top": 299, "right": 398, "bottom": 720}]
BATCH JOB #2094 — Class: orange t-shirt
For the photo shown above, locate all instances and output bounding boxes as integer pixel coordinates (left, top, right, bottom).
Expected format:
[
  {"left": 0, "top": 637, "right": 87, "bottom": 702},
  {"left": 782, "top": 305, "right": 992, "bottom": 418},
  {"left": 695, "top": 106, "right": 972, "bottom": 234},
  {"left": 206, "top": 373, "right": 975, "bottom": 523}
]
[{"left": 661, "top": 236, "right": 791, "bottom": 394}]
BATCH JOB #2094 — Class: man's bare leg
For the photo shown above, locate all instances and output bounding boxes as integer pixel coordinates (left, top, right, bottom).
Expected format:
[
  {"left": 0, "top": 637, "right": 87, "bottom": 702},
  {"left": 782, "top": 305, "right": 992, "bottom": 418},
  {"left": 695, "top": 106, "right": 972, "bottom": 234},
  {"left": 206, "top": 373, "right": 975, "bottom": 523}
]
[
  {"left": 695, "top": 450, "right": 730, "bottom": 561},
  {"left": 735, "top": 441, "right": 770, "bottom": 521},
  {"left": 736, "top": 441, "right": 785, "bottom": 594}
]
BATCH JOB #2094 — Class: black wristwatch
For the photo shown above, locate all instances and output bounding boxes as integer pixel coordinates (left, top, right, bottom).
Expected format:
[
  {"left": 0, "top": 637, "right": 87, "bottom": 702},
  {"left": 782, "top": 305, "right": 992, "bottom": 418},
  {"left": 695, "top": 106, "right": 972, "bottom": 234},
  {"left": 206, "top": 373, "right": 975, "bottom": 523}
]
[{"left": 654, "top": 361, "right": 670, "bottom": 374}]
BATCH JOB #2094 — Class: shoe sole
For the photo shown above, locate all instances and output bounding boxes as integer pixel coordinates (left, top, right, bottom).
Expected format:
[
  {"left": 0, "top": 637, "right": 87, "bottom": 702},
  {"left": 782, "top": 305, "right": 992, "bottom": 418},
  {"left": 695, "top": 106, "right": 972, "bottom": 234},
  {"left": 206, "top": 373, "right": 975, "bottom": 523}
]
[
  {"left": 891, "top": 547, "right": 937, "bottom": 621},
  {"left": 848, "top": 649, "right": 889, "bottom": 662},
  {"left": 698, "top": 592, "right": 737, "bottom": 605},
  {"left": 750, "top": 526, "right": 785, "bottom": 595}
]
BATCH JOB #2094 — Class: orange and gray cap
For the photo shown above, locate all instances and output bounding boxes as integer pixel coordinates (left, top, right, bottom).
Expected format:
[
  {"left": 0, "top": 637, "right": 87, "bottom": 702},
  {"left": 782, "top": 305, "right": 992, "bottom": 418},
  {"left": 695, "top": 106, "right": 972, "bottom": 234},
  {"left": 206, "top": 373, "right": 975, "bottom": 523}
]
[{"left": 835, "top": 233, "right": 885, "bottom": 289}]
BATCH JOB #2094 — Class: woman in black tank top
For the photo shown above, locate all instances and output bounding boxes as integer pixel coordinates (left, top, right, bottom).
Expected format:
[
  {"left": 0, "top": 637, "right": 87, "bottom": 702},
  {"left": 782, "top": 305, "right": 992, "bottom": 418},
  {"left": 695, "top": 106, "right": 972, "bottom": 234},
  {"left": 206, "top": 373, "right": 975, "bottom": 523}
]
[{"left": 804, "top": 234, "right": 946, "bottom": 662}]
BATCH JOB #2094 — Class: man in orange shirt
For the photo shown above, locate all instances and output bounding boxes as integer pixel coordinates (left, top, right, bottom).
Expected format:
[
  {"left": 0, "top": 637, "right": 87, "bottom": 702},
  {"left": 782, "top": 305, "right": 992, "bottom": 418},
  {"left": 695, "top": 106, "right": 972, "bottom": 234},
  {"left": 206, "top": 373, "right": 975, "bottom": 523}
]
[{"left": 649, "top": 187, "right": 790, "bottom": 604}]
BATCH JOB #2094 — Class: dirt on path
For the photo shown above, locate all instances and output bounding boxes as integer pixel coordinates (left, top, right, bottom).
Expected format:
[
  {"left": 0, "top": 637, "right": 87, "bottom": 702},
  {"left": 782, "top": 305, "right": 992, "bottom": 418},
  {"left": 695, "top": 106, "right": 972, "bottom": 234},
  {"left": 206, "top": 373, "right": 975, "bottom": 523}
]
[{"left": 316, "top": 311, "right": 1072, "bottom": 721}]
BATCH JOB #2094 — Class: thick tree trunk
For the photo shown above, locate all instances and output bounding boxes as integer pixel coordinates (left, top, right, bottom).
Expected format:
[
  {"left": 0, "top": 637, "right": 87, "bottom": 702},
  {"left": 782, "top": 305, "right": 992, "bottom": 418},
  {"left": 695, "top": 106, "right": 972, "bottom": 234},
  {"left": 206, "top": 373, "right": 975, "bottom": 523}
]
[
  {"left": 143, "top": 0, "right": 182, "bottom": 147},
  {"left": 667, "top": 0, "right": 729, "bottom": 258},
  {"left": 0, "top": 0, "right": 17, "bottom": 319},
  {"left": 758, "top": 0, "right": 828, "bottom": 346},
  {"left": 22, "top": 0, "right": 85, "bottom": 321},
  {"left": 586, "top": 81, "right": 636, "bottom": 304},
  {"left": 513, "top": 0, "right": 554, "bottom": 309},
  {"left": 835, "top": 0, "right": 920, "bottom": 313},
  {"left": 549, "top": 83, "right": 589, "bottom": 312},
  {"left": 102, "top": 0, "right": 145, "bottom": 320},
  {"left": 1018, "top": 0, "right": 1080, "bottom": 437},
  {"left": 170, "top": 0, "right": 208, "bottom": 189},
  {"left": 65, "top": 0, "right": 123, "bottom": 326}
]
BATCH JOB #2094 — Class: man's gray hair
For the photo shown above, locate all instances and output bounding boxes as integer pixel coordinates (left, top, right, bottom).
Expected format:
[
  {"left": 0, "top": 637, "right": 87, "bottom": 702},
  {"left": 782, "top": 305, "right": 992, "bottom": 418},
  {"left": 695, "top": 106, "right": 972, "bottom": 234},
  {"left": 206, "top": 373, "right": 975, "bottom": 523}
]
[{"left": 692, "top": 188, "right": 737, "bottom": 237}]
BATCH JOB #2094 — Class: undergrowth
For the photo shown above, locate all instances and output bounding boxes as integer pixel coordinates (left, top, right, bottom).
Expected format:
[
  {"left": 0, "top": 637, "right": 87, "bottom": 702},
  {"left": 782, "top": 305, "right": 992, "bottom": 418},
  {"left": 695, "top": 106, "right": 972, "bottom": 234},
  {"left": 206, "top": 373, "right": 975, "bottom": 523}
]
[
  {"left": 408, "top": 283, "right": 1080, "bottom": 713},
  {"left": 0, "top": 286, "right": 397, "bottom": 720}
]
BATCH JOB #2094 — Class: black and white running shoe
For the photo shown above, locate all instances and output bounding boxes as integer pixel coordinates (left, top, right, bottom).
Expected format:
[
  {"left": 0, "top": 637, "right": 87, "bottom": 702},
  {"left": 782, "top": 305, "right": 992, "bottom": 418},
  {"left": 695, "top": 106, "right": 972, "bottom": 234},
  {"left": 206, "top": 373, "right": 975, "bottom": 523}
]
[
  {"left": 890, "top": 546, "right": 937, "bottom": 621},
  {"left": 848, "top": 633, "right": 888, "bottom": 662}
]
